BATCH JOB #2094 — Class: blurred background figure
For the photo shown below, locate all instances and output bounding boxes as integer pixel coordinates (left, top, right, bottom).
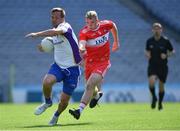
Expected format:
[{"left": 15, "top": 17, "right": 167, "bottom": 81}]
[{"left": 145, "top": 23, "right": 175, "bottom": 110}]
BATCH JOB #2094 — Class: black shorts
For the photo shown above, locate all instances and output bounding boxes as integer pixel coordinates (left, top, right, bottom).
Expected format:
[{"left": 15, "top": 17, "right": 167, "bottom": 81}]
[{"left": 148, "top": 65, "right": 168, "bottom": 83}]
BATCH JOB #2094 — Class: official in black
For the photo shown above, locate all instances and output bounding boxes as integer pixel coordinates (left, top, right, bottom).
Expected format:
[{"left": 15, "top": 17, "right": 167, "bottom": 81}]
[{"left": 145, "top": 23, "right": 174, "bottom": 110}]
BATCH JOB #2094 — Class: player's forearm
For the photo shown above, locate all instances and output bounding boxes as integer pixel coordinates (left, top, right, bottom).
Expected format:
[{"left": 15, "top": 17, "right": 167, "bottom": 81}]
[
  {"left": 111, "top": 23, "right": 119, "bottom": 45},
  {"left": 34, "top": 29, "right": 62, "bottom": 37},
  {"left": 145, "top": 50, "right": 151, "bottom": 59},
  {"left": 79, "top": 40, "right": 86, "bottom": 52}
]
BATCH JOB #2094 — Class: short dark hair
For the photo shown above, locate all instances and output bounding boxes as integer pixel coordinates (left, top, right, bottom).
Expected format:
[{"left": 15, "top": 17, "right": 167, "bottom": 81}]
[{"left": 51, "top": 7, "right": 65, "bottom": 18}]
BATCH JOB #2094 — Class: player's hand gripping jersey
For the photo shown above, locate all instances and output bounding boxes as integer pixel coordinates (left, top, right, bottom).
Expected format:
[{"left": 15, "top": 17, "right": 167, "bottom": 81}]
[{"left": 79, "top": 20, "right": 113, "bottom": 79}]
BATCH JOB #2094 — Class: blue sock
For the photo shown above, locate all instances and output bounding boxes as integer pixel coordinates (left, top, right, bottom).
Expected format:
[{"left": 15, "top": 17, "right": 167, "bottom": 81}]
[
  {"left": 54, "top": 110, "right": 60, "bottom": 117},
  {"left": 45, "top": 98, "right": 52, "bottom": 104}
]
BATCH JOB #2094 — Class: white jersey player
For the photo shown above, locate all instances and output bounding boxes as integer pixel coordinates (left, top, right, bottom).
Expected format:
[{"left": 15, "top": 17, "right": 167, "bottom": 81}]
[{"left": 25, "top": 7, "right": 81, "bottom": 126}]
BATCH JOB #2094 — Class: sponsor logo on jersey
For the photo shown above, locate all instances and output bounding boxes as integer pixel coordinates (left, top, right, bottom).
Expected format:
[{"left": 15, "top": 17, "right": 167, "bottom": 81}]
[
  {"left": 95, "top": 35, "right": 108, "bottom": 45},
  {"left": 52, "top": 36, "right": 64, "bottom": 45},
  {"left": 87, "top": 32, "right": 109, "bottom": 46}
]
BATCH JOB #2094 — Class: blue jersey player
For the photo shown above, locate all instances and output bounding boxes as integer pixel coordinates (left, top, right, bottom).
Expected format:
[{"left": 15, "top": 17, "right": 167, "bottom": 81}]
[{"left": 26, "top": 7, "right": 82, "bottom": 126}]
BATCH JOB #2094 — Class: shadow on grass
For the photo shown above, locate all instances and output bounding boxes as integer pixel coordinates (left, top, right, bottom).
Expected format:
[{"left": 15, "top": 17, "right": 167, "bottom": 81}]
[{"left": 21, "top": 122, "right": 93, "bottom": 128}]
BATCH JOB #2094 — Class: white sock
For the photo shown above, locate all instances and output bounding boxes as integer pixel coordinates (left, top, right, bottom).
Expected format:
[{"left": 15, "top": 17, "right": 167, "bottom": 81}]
[
  {"left": 95, "top": 92, "right": 100, "bottom": 99},
  {"left": 79, "top": 102, "right": 86, "bottom": 113}
]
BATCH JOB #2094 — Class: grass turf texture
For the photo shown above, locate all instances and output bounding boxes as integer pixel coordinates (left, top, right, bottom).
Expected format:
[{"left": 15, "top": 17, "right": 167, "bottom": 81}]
[{"left": 0, "top": 103, "right": 180, "bottom": 130}]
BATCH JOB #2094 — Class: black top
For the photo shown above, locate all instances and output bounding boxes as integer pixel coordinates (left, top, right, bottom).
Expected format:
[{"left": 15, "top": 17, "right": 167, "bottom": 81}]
[{"left": 146, "top": 36, "right": 173, "bottom": 66}]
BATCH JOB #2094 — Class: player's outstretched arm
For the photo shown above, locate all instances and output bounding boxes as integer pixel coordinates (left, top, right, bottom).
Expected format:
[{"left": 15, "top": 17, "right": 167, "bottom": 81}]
[
  {"left": 111, "top": 22, "right": 120, "bottom": 52},
  {"left": 25, "top": 29, "right": 64, "bottom": 38}
]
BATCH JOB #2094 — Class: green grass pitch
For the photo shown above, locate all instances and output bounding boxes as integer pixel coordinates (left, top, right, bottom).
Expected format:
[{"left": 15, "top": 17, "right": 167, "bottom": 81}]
[{"left": 0, "top": 103, "right": 180, "bottom": 130}]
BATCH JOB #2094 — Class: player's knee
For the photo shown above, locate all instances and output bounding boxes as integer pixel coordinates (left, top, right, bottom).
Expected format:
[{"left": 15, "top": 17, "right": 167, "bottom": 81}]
[
  {"left": 159, "top": 82, "right": 165, "bottom": 91},
  {"left": 43, "top": 78, "right": 54, "bottom": 87},
  {"left": 149, "top": 80, "right": 155, "bottom": 87}
]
